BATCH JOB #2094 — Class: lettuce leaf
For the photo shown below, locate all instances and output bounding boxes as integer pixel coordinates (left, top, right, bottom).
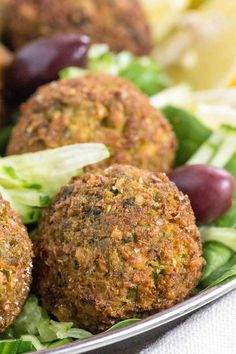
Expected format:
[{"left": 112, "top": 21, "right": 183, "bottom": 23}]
[
  {"left": 6, "top": 295, "right": 93, "bottom": 344},
  {"left": 0, "top": 295, "right": 141, "bottom": 353},
  {"left": 0, "top": 339, "right": 33, "bottom": 354},
  {"left": 0, "top": 144, "right": 109, "bottom": 223},
  {"left": 60, "top": 44, "right": 170, "bottom": 96},
  {"left": 162, "top": 105, "right": 211, "bottom": 166},
  {"left": 201, "top": 227, "right": 236, "bottom": 252},
  {"left": 201, "top": 241, "right": 233, "bottom": 281},
  {"left": 199, "top": 253, "right": 236, "bottom": 289},
  {"left": 106, "top": 319, "right": 140, "bottom": 332}
]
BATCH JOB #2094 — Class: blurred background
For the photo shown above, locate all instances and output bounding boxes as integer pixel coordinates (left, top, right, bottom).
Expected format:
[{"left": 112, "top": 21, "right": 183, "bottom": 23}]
[{"left": 141, "top": 0, "right": 236, "bottom": 89}]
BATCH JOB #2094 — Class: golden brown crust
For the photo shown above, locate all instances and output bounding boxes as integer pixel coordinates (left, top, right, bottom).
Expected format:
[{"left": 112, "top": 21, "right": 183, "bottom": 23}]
[
  {"left": 3, "top": 0, "right": 152, "bottom": 55},
  {"left": 0, "top": 194, "right": 32, "bottom": 333},
  {"left": 7, "top": 74, "right": 176, "bottom": 172},
  {"left": 34, "top": 164, "right": 204, "bottom": 333}
]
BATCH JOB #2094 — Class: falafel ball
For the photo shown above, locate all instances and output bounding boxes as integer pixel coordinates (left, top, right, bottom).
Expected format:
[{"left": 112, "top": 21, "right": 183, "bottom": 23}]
[
  {"left": 33, "top": 164, "right": 204, "bottom": 333},
  {"left": 0, "top": 194, "right": 32, "bottom": 333},
  {"left": 3, "top": 0, "right": 151, "bottom": 55},
  {"left": 7, "top": 74, "right": 176, "bottom": 172}
]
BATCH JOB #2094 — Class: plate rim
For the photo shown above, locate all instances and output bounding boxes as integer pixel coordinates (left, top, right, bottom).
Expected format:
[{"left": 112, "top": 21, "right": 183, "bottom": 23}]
[{"left": 38, "top": 278, "right": 236, "bottom": 354}]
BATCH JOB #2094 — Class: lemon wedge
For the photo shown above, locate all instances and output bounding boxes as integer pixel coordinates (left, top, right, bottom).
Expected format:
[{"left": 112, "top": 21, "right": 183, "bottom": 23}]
[
  {"left": 155, "top": 0, "right": 236, "bottom": 89},
  {"left": 189, "top": 0, "right": 209, "bottom": 8},
  {"left": 140, "top": 0, "right": 190, "bottom": 42}
]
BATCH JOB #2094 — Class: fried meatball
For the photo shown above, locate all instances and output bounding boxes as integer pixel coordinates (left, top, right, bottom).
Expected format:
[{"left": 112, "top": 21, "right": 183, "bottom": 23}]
[
  {"left": 7, "top": 74, "right": 176, "bottom": 172},
  {"left": 0, "top": 194, "right": 32, "bottom": 333},
  {"left": 3, "top": 0, "right": 151, "bottom": 55},
  {"left": 33, "top": 164, "right": 204, "bottom": 333}
]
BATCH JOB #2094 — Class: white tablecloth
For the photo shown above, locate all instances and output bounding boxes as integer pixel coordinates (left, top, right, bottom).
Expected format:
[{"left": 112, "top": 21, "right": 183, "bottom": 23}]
[{"left": 141, "top": 290, "right": 236, "bottom": 354}]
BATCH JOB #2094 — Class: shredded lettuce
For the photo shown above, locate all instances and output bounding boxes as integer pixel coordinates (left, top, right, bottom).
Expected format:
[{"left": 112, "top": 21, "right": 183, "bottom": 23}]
[
  {"left": 201, "top": 241, "right": 233, "bottom": 282},
  {"left": 59, "top": 44, "right": 170, "bottom": 96},
  {"left": 199, "top": 229, "right": 236, "bottom": 288},
  {"left": 151, "top": 86, "right": 236, "bottom": 131},
  {"left": 59, "top": 67, "right": 87, "bottom": 80},
  {"left": 192, "top": 104, "right": 236, "bottom": 131},
  {"left": 0, "top": 339, "right": 34, "bottom": 353},
  {"left": 0, "top": 144, "right": 109, "bottom": 195},
  {"left": 0, "top": 295, "right": 141, "bottom": 353},
  {"left": 214, "top": 201, "right": 236, "bottom": 229},
  {"left": 0, "top": 186, "right": 41, "bottom": 224},
  {"left": 106, "top": 319, "right": 140, "bottom": 332},
  {"left": 199, "top": 251, "right": 236, "bottom": 289},
  {"left": 119, "top": 57, "right": 171, "bottom": 96},
  {"left": 201, "top": 227, "right": 236, "bottom": 252},
  {"left": 47, "top": 339, "right": 73, "bottom": 348},
  {"left": 1, "top": 295, "right": 93, "bottom": 351},
  {"left": 150, "top": 84, "right": 191, "bottom": 109},
  {"left": 0, "top": 144, "right": 109, "bottom": 223},
  {"left": 20, "top": 336, "right": 45, "bottom": 351},
  {"left": 187, "top": 125, "right": 236, "bottom": 167},
  {"left": 162, "top": 105, "right": 211, "bottom": 166},
  {"left": 151, "top": 86, "right": 236, "bottom": 110}
]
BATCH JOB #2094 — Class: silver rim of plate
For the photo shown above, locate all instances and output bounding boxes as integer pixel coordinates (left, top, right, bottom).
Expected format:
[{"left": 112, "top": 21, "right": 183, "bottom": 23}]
[{"left": 38, "top": 278, "right": 236, "bottom": 354}]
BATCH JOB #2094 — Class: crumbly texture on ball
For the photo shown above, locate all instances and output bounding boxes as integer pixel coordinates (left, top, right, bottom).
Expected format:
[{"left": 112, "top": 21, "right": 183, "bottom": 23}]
[
  {"left": 3, "top": 0, "right": 152, "bottom": 55},
  {"left": 0, "top": 194, "right": 32, "bottom": 333},
  {"left": 34, "top": 164, "right": 204, "bottom": 333},
  {"left": 7, "top": 74, "right": 176, "bottom": 172}
]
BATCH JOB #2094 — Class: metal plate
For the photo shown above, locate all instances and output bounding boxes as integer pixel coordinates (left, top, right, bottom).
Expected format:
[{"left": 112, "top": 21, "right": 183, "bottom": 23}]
[{"left": 38, "top": 278, "right": 236, "bottom": 354}]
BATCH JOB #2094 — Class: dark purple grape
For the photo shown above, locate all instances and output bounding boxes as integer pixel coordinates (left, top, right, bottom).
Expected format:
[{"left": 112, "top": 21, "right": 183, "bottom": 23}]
[
  {"left": 3, "top": 33, "right": 90, "bottom": 103},
  {"left": 168, "top": 164, "right": 234, "bottom": 224}
]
